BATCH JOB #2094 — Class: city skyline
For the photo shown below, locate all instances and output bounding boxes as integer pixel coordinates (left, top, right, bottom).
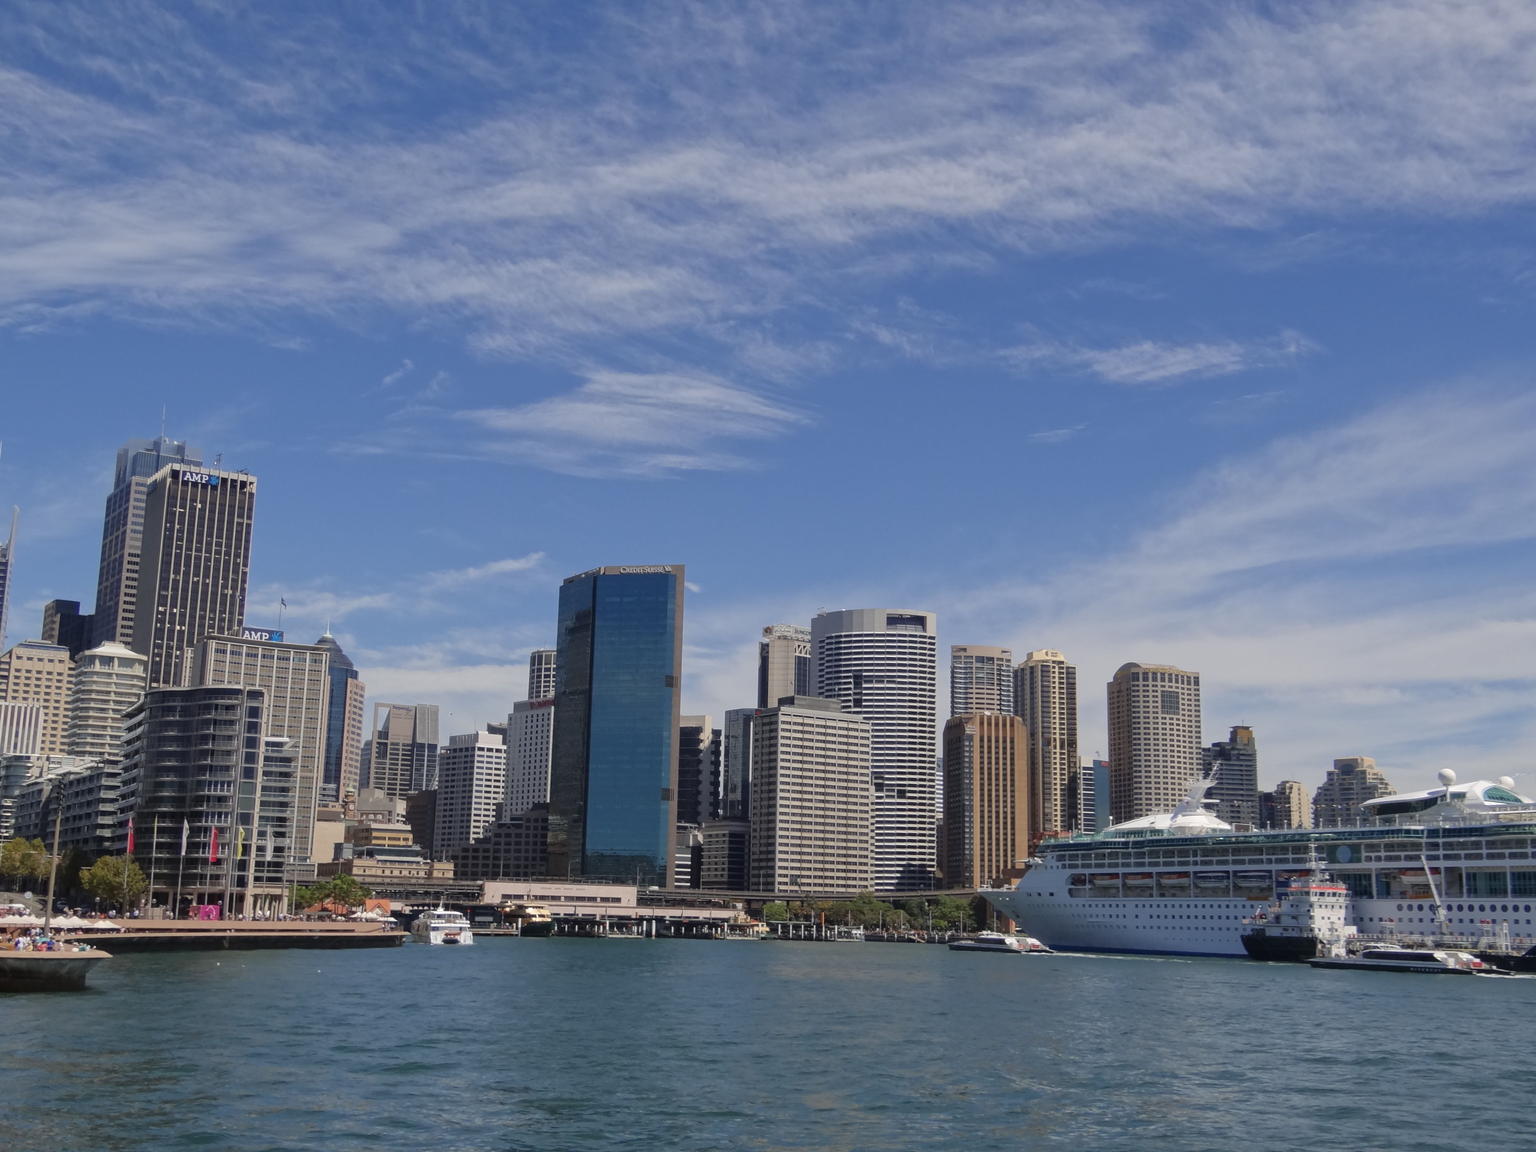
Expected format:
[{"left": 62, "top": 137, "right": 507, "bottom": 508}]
[{"left": 3, "top": 5, "right": 1535, "bottom": 794}]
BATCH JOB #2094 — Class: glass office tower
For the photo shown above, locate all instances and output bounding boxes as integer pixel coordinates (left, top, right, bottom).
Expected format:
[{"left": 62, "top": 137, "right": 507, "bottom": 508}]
[{"left": 547, "top": 565, "right": 684, "bottom": 885}]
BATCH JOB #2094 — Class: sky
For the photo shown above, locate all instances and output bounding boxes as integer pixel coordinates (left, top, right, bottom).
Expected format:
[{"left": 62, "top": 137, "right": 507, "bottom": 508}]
[{"left": 2, "top": 0, "right": 1535, "bottom": 795}]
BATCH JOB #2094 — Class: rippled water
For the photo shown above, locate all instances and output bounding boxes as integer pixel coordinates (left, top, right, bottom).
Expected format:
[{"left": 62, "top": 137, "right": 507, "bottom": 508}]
[{"left": 3, "top": 938, "right": 1534, "bottom": 1151}]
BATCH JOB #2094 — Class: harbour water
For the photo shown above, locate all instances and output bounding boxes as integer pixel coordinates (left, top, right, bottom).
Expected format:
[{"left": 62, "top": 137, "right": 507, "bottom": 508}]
[{"left": 4, "top": 938, "right": 1533, "bottom": 1151}]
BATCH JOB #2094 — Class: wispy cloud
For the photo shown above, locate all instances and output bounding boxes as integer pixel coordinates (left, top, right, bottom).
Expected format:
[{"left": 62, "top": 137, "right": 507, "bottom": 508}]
[
  {"left": 1004, "top": 332, "right": 1316, "bottom": 385},
  {"left": 456, "top": 370, "right": 807, "bottom": 477},
  {"left": 424, "top": 552, "right": 546, "bottom": 591},
  {"left": 2, "top": 2, "right": 1535, "bottom": 370},
  {"left": 1027, "top": 424, "right": 1087, "bottom": 444}
]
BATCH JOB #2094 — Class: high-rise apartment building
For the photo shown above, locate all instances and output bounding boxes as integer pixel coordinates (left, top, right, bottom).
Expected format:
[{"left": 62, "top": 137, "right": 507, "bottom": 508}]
[
  {"left": 941, "top": 712, "right": 1030, "bottom": 888},
  {"left": 65, "top": 641, "right": 147, "bottom": 762},
  {"left": 131, "top": 463, "right": 256, "bottom": 688},
  {"left": 748, "top": 696, "right": 872, "bottom": 894},
  {"left": 757, "top": 624, "right": 811, "bottom": 708},
  {"left": 315, "top": 632, "right": 365, "bottom": 802},
  {"left": 1313, "top": 757, "right": 1395, "bottom": 826},
  {"left": 195, "top": 633, "right": 330, "bottom": 863},
  {"left": 1080, "top": 758, "right": 1111, "bottom": 833},
  {"left": 117, "top": 685, "right": 295, "bottom": 915},
  {"left": 0, "top": 702, "right": 42, "bottom": 758},
  {"left": 92, "top": 436, "right": 202, "bottom": 648},
  {"left": 950, "top": 645, "right": 1014, "bottom": 716},
  {"left": 434, "top": 729, "right": 509, "bottom": 859},
  {"left": 1015, "top": 649, "right": 1079, "bottom": 842},
  {"left": 547, "top": 565, "right": 684, "bottom": 885},
  {"left": 41, "top": 599, "right": 95, "bottom": 658},
  {"left": 677, "top": 715, "right": 720, "bottom": 827},
  {"left": 506, "top": 698, "right": 555, "bottom": 815},
  {"left": 0, "top": 641, "right": 72, "bottom": 757},
  {"left": 0, "top": 508, "right": 16, "bottom": 651},
  {"left": 363, "top": 703, "right": 440, "bottom": 799},
  {"left": 1107, "top": 662, "right": 1202, "bottom": 825},
  {"left": 1260, "top": 779, "right": 1311, "bottom": 829},
  {"left": 527, "top": 649, "right": 558, "bottom": 701},
  {"left": 1202, "top": 725, "right": 1260, "bottom": 828},
  {"left": 812, "top": 608, "right": 937, "bottom": 891}
]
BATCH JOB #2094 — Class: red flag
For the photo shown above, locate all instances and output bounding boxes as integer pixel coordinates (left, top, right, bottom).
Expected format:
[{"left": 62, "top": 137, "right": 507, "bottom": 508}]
[
  {"left": 126, "top": 816, "right": 136, "bottom": 855},
  {"left": 209, "top": 826, "right": 220, "bottom": 863}
]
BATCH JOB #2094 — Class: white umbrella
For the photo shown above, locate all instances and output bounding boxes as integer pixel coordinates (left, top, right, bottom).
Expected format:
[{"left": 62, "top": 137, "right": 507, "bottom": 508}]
[{"left": 1, "top": 913, "right": 43, "bottom": 926}]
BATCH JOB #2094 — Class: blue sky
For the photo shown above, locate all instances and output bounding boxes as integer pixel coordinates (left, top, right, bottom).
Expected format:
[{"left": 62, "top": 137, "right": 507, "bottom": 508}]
[{"left": 3, "top": 1, "right": 1535, "bottom": 793}]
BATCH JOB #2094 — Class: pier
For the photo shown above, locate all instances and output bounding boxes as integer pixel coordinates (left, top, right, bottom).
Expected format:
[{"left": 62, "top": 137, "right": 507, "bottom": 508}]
[{"left": 60, "top": 920, "right": 405, "bottom": 952}]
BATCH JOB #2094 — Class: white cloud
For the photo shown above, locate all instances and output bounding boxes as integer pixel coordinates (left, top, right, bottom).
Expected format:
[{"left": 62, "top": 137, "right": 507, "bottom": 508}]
[
  {"left": 3, "top": 2, "right": 1536, "bottom": 369},
  {"left": 457, "top": 370, "right": 807, "bottom": 477},
  {"left": 1004, "top": 333, "right": 1315, "bottom": 385},
  {"left": 423, "top": 552, "right": 546, "bottom": 591},
  {"left": 1027, "top": 424, "right": 1087, "bottom": 444}
]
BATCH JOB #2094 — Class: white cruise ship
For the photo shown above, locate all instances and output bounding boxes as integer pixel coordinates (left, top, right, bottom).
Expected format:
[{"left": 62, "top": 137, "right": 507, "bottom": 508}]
[{"left": 984, "top": 770, "right": 1536, "bottom": 958}]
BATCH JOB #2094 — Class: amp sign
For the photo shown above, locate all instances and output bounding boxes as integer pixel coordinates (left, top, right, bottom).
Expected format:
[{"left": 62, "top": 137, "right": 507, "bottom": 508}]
[
  {"left": 179, "top": 468, "right": 220, "bottom": 486},
  {"left": 240, "top": 628, "right": 285, "bottom": 643}
]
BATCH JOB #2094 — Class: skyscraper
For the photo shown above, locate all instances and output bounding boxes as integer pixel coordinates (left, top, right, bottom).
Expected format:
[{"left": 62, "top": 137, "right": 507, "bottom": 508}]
[
  {"left": 719, "top": 706, "right": 757, "bottom": 820},
  {"left": 195, "top": 633, "right": 330, "bottom": 864},
  {"left": 434, "top": 729, "right": 509, "bottom": 859},
  {"left": 41, "top": 599, "right": 95, "bottom": 658},
  {"left": 1260, "top": 779, "right": 1311, "bottom": 829},
  {"left": 1313, "top": 757, "right": 1395, "bottom": 826},
  {"left": 547, "top": 565, "right": 684, "bottom": 885},
  {"left": 748, "top": 696, "right": 872, "bottom": 894},
  {"left": 0, "top": 508, "right": 16, "bottom": 652},
  {"left": 677, "top": 715, "right": 720, "bottom": 827},
  {"left": 131, "top": 463, "right": 256, "bottom": 688},
  {"left": 812, "top": 608, "right": 938, "bottom": 891},
  {"left": 92, "top": 436, "right": 202, "bottom": 648},
  {"left": 1015, "top": 649, "right": 1079, "bottom": 843},
  {"left": 1107, "top": 661, "right": 1202, "bottom": 825},
  {"left": 363, "top": 703, "right": 440, "bottom": 799},
  {"left": 315, "top": 632, "right": 366, "bottom": 802},
  {"left": 941, "top": 712, "right": 1030, "bottom": 888},
  {"left": 506, "top": 698, "right": 555, "bottom": 815},
  {"left": 527, "top": 649, "right": 558, "bottom": 700},
  {"left": 757, "top": 624, "right": 811, "bottom": 708},
  {"left": 0, "top": 641, "right": 72, "bottom": 757},
  {"left": 66, "top": 641, "right": 148, "bottom": 762},
  {"left": 949, "top": 645, "right": 1014, "bottom": 716},
  {"left": 1080, "top": 758, "right": 1111, "bottom": 833},
  {"left": 1202, "top": 725, "right": 1260, "bottom": 827}
]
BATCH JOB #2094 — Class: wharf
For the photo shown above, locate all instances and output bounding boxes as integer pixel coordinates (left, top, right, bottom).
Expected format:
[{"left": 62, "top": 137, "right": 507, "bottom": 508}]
[{"left": 61, "top": 921, "right": 405, "bottom": 952}]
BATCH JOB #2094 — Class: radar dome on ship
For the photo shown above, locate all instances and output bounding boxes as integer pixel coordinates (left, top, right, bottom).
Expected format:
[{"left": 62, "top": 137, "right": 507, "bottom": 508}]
[{"left": 1437, "top": 768, "right": 1456, "bottom": 787}]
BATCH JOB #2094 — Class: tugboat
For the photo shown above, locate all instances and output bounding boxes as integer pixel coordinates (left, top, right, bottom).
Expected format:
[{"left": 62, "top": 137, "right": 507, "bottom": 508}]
[{"left": 1240, "top": 874, "right": 1356, "bottom": 962}]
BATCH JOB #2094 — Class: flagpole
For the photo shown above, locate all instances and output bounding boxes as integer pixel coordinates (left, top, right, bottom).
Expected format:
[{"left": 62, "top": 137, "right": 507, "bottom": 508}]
[
  {"left": 244, "top": 820, "right": 258, "bottom": 918},
  {"left": 145, "top": 815, "right": 160, "bottom": 917},
  {"left": 173, "top": 820, "right": 188, "bottom": 919}
]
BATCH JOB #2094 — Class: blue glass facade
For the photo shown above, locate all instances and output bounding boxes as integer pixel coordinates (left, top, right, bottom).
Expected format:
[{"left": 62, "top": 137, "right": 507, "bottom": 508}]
[
  {"left": 548, "top": 566, "right": 683, "bottom": 885},
  {"left": 316, "top": 633, "right": 358, "bottom": 802}
]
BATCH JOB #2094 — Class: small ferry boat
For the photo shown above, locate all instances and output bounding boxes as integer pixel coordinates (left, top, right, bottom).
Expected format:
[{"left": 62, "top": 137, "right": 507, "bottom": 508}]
[
  {"left": 948, "top": 931, "right": 1054, "bottom": 954},
  {"left": 497, "top": 902, "right": 555, "bottom": 937},
  {"left": 1308, "top": 946, "right": 1505, "bottom": 976},
  {"left": 411, "top": 907, "right": 474, "bottom": 946}
]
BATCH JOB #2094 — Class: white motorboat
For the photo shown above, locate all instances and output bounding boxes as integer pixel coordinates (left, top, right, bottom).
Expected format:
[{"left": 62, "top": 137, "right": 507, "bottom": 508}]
[
  {"left": 411, "top": 907, "right": 474, "bottom": 946},
  {"left": 948, "top": 931, "right": 1053, "bottom": 954},
  {"left": 1308, "top": 946, "right": 1506, "bottom": 976}
]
